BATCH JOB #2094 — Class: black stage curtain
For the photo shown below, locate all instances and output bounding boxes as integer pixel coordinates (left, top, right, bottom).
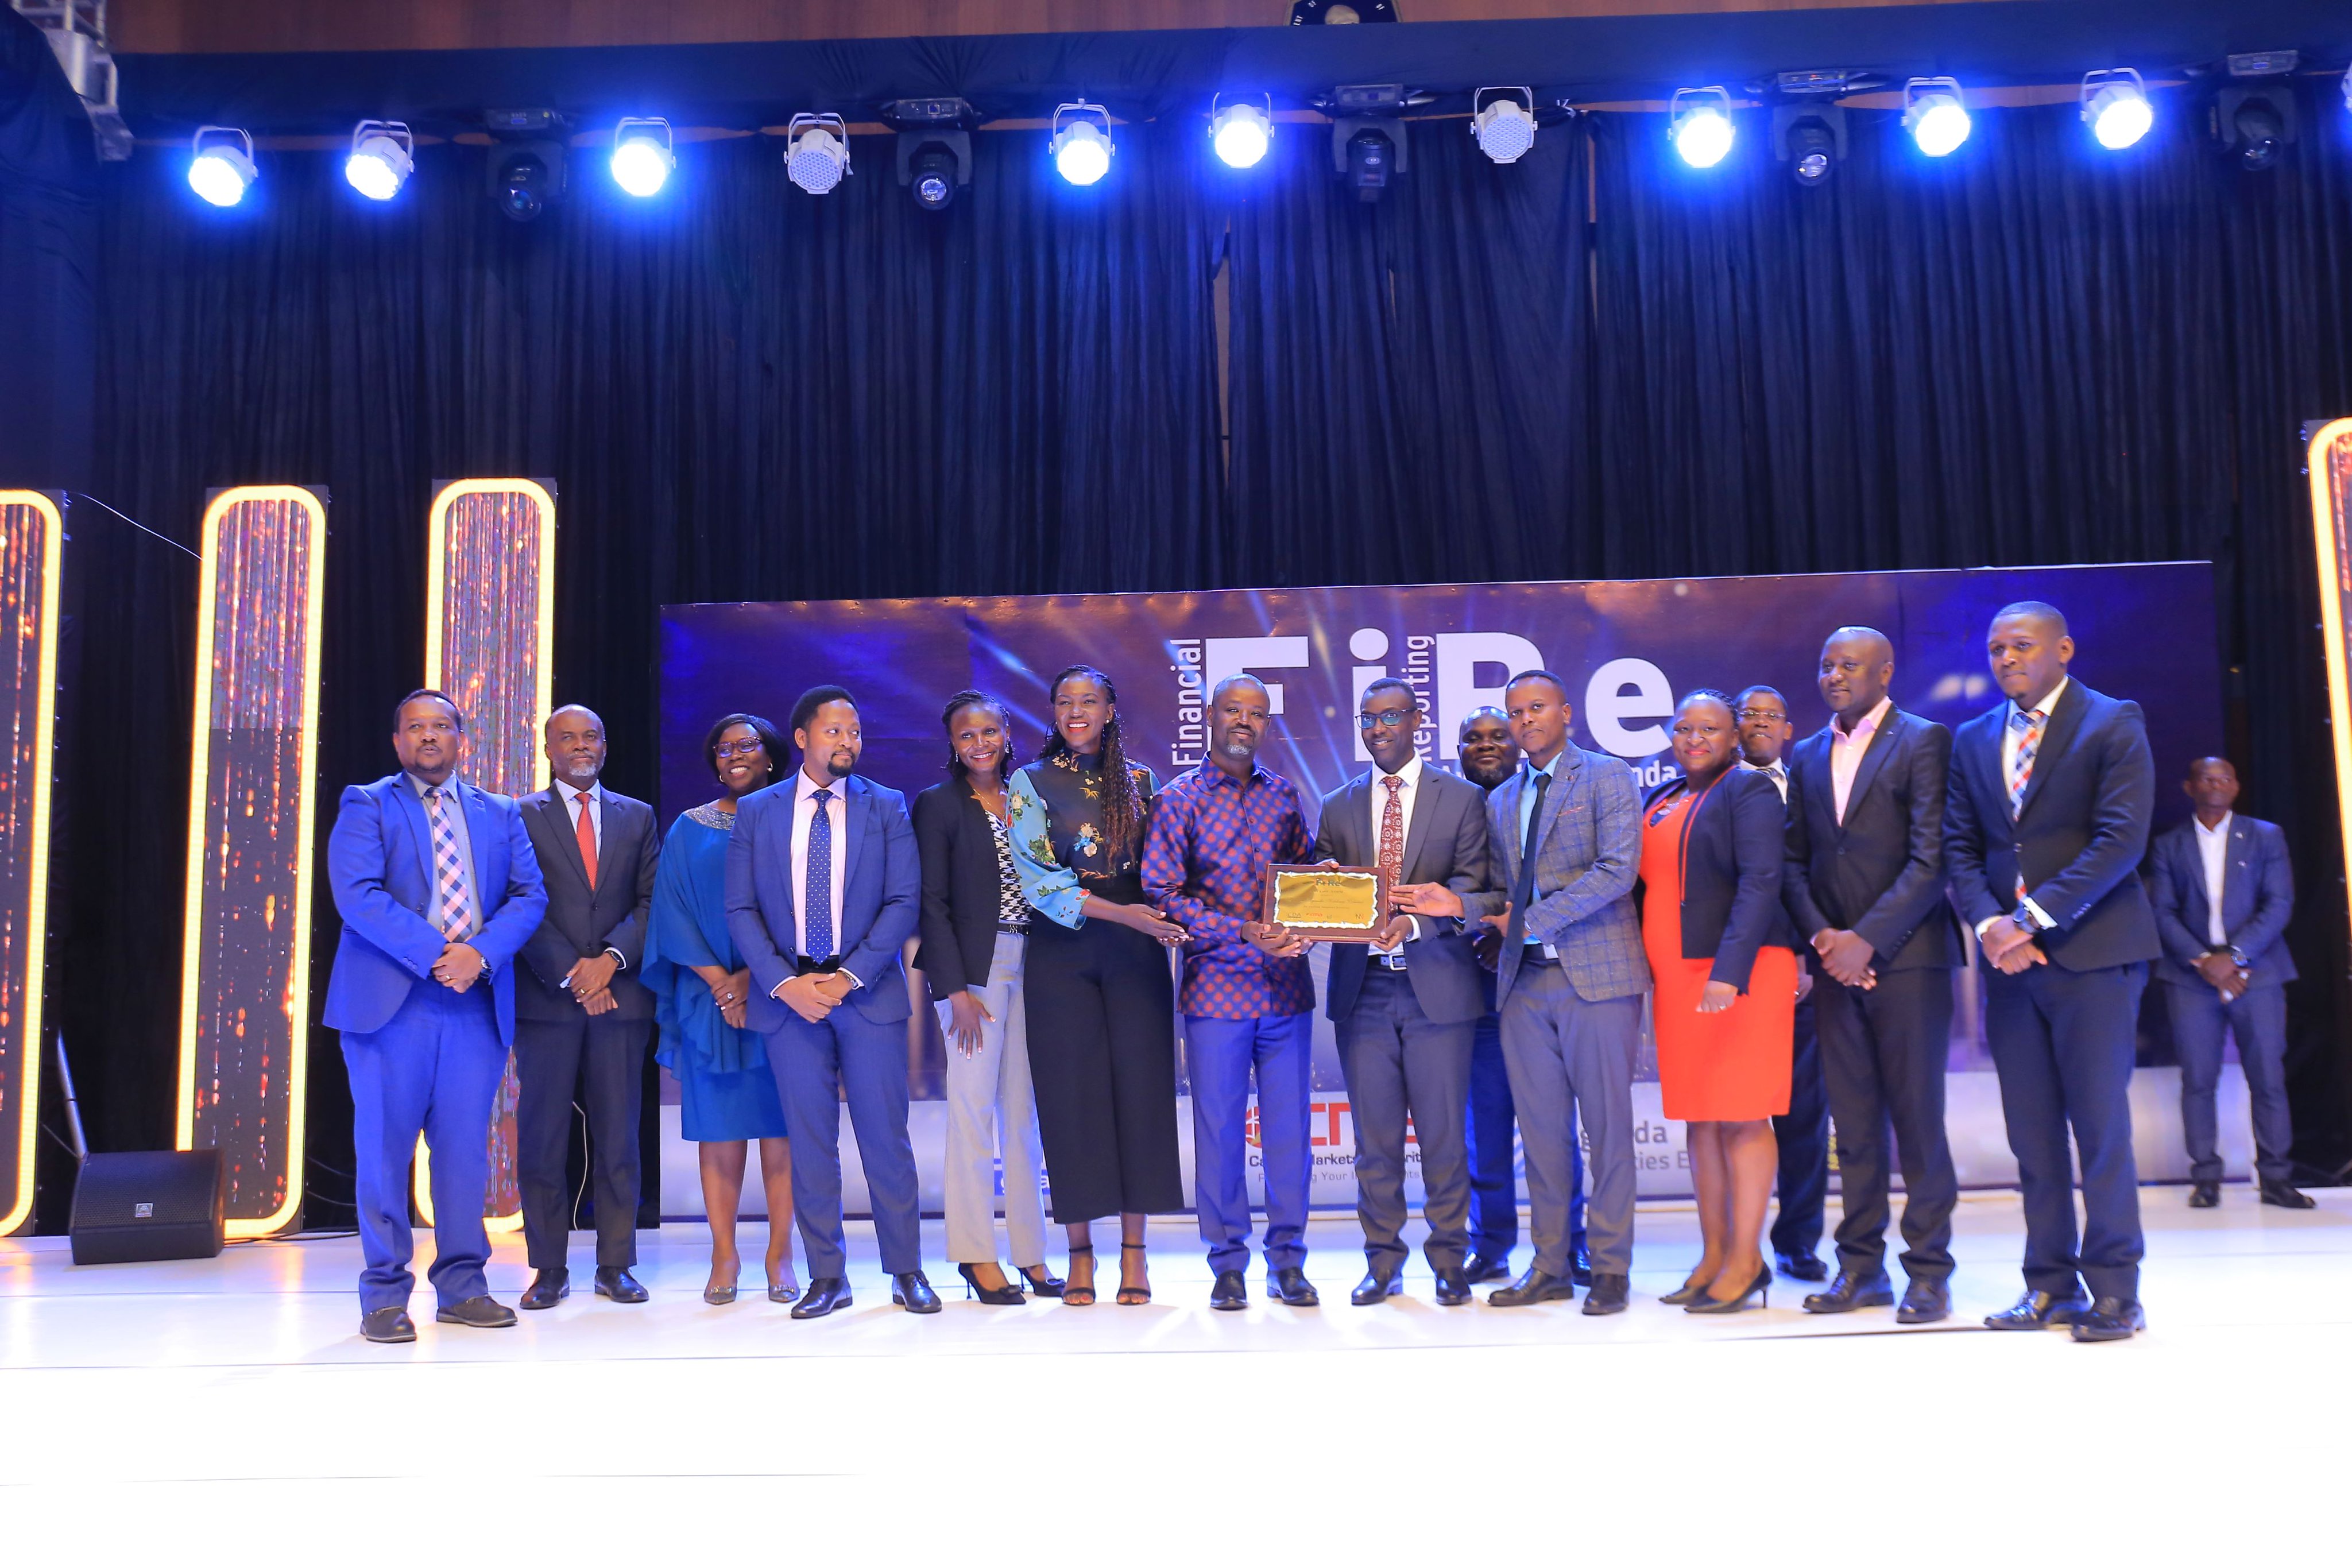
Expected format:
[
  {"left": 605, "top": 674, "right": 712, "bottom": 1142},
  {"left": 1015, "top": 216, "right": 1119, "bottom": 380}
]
[{"left": 33, "top": 81, "right": 2352, "bottom": 1225}]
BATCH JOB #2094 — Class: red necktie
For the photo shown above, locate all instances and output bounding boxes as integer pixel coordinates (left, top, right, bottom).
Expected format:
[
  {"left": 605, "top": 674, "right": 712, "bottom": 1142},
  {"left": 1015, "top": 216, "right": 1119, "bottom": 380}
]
[
  {"left": 1379, "top": 775, "right": 1406, "bottom": 882},
  {"left": 574, "top": 792, "right": 598, "bottom": 889}
]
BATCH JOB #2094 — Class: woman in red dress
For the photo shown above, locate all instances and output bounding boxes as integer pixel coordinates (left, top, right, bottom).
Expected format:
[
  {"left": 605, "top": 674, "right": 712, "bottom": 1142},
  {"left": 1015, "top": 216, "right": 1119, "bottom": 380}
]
[{"left": 1639, "top": 691, "right": 1801, "bottom": 1313}]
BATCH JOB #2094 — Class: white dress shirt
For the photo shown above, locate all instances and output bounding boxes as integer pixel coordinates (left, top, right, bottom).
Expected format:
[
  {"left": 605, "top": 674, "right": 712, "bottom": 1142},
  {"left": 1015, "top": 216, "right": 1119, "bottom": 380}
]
[
  {"left": 1370, "top": 756, "right": 1427, "bottom": 947},
  {"left": 1740, "top": 757, "right": 1789, "bottom": 803},
  {"left": 790, "top": 765, "right": 850, "bottom": 963},
  {"left": 1977, "top": 676, "right": 2070, "bottom": 938},
  {"left": 2195, "top": 812, "right": 2232, "bottom": 948},
  {"left": 1827, "top": 696, "right": 1893, "bottom": 824}
]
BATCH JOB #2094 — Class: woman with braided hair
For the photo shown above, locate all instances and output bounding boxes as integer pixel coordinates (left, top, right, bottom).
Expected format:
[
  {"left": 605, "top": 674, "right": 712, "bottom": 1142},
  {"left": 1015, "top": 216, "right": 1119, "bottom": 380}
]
[{"left": 1008, "top": 665, "right": 1190, "bottom": 1305}]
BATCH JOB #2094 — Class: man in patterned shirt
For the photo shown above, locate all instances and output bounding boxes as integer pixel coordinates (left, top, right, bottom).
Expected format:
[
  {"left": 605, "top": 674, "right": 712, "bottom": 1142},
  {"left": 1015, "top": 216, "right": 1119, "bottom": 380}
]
[{"left": 1142, "top": 674, "right": 1321, "bottom": 1311}]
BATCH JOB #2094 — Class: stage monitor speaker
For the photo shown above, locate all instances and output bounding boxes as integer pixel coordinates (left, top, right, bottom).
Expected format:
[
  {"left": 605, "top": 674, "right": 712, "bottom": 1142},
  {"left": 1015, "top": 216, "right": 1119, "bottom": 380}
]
[{"left": 68, "top": 1149, "right": 226, "bottom": 1265}]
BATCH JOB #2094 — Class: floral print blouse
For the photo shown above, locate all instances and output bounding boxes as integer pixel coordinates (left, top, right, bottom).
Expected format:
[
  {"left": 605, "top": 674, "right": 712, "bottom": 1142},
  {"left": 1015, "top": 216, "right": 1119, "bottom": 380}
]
[{"left": 1008, "top": 749, "right": 1160, "bottom": 928}]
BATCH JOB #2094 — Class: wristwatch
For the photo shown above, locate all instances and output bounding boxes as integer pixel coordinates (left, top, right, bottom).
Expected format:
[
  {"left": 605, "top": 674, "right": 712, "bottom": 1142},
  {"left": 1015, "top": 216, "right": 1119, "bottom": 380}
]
[
  {"left": 2010, "top": 901, "right": 2050, "bottom": 935},
  {"left": 2228, "top": 945, "right": 2250, "bottom": 970}
]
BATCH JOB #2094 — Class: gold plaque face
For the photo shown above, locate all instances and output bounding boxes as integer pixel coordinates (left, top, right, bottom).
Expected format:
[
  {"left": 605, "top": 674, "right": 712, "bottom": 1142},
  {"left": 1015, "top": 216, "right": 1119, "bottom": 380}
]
[{"left": 1262, "top": 865, "right": 1390, "bottom": 942}]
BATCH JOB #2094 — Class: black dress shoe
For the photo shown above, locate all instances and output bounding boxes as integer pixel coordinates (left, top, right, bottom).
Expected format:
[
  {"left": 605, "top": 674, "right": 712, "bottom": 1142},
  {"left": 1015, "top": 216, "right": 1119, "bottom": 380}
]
[
  {"left": 1351, "top": 1269, "right": 1402, "bottom": 1306},
  {"left": 435, "top": 1295, "right": 518, "bottom": 1329},
  {"left": 2260, "top": 1180, "right": 2317, "bottom": 1209},
  {"left": 1434, "top": 1267, "right": 1472, "bottom": 1306},
  {"left": 1896, "top": 1279, "right": 1952, "bottom": 1324},
  {"left": 520, "top": 1268, "right": 570, "bottom": 1311},
  {"left": 790, "top": 1277, "right": 853, "bottom": 1319},
  {"left": 594, "top": 1267, "right": 648, "bottom": 1304},
  {"left": 1269, "top": 1267, "right": 1320, "bottom": 1307},
  {"left": 1488, "top": 1266, "right": 1575, "bottom": 1308},
  {"left": 1802, "top": 1269, "right": 1894, "bottom": 1314},
  {"left": 1463, "top": 1250, "right": 1514, "bottom": 1284},
  {"left": 361, "top": 1307, "right": 416, "bottom": 1344},
  {"left": 1983, "top": 1287, "right": 2091, "bottom": 1330},
  {"left": 2188, "top": 1180, "right": 2221, "bottom": 1208},
  {"left": 891, "top": 1271, "right": 943, "bottom": 1314},
  {"left": 1580, "top": 1272, "right": 1630, "bottom": 1315},
  {"left": 2069, "top": 1296, "right": 2146, "bottom": 1341},
  {"left": 1775, "top": 1250, "right": 1830, "bottom": 1283},
  {"left": 1570, "top": 1241, "right": 1594, "bottom": 1287},
  {"left": 1209, "top": 1270, "right": 1249, "bottom": 1311}
]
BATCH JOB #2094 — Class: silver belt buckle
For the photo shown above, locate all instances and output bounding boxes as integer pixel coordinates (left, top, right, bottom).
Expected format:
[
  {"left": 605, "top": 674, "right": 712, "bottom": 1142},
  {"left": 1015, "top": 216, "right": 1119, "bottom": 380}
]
[{"left": 1376, "top": 951, "right": 1409, "bottom": 971}]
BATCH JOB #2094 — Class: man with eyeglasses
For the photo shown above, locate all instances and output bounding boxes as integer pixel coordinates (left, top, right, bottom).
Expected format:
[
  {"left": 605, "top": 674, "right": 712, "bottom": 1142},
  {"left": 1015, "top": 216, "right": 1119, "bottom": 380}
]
[
  {"left": 1733, "top": 686, "right": 1831, "bottom": 1286},
  {"left": 1312, "top": 679, "right": 1493, "bottom": 1306}
]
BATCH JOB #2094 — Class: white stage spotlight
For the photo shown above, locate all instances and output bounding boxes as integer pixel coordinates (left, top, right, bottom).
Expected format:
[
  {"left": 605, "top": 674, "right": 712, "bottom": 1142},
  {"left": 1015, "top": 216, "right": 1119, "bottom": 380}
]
[
  {"left": 1471, "top": 88, "right": 1537, "bottom": 164},
  {"left": 2080, "top": 70, "right": 2153, "bottom": 150},
  {"left": 1668, "top": 87, "right": 1735, "bottom": 169},
  {"left": 345, "top": 121, "right": 414, "bottom": 200},
  {"left": 1211, "top": 95, "right": 1274, "bottom": 169},
  {"left": 188, "top": 126, "right": 256, "bottom": 207},
  {"left": 785, "top": 113, "right": 851, "bottom": 194},
  {"left": 610, "top": 117, "right": 675, "bottom": 197},
  {"left": 1904, "top": 78, "right": 1971, "bottom": 157},
  {"left": 1051, "top": 102, "right": 1114, "bottom": 186}
]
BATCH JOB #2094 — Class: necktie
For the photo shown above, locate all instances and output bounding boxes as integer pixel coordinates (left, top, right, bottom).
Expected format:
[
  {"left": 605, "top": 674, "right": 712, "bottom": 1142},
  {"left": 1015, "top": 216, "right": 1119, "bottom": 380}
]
[
  {"left": 804, "top": 787, "right": 834, "bottom": 961},
  {"left": 1378, "top": 775, "right": 1406, "bottom": 884},
  {"left": 1506, "top": 769, "right": 1551, "bottom": 946},
  {"left": 572, "top": 791, "right": 598, "bottom": 889},
  {"left": 424, "top": 785, "right": 477, "bottom": 941},
  {"left": 2007, "top": 708, "right": 2044, "bottom": 819}
]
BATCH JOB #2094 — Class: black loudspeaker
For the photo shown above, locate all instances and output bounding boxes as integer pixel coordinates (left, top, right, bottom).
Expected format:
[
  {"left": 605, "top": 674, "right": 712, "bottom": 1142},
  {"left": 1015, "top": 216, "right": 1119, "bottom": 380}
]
[{"left": 69, "top": 1149, "right": 227, "bottom": 1265}]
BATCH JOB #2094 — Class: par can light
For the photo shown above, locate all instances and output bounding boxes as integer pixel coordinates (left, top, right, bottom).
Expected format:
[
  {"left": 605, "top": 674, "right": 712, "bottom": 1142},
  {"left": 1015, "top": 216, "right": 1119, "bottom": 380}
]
[
  {"left": 1668, "top": 87, "right": 1735, "bottom": 169},
  {"left": 610, "top": 117, "right": 675, "bottom": 197},
  {"left": 1211, "top": 95, "right": 1274, "bottom": 169},
  {"left": 345, "top": 120, "right": 414, "bottom": 200},
  {"left": 188, "top": 125, "right": 256, "bottom": 207}
]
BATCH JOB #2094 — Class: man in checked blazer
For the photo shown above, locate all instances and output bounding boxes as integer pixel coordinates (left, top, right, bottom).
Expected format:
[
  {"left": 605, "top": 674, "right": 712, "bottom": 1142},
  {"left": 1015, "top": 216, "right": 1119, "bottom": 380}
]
[{"left": 1410, "top": 669, "right": 1647, "bottom": 1314}]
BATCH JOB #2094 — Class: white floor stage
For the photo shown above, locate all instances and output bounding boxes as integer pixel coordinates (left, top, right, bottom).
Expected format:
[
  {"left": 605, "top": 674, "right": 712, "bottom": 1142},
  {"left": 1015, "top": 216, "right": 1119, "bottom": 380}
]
[{"left": 4, "top": 1187, "right": 2346, "bottom": 1561}]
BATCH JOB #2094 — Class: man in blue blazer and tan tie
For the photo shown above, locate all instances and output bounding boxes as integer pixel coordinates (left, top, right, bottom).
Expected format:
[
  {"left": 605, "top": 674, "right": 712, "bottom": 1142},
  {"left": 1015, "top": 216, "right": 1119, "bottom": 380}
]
[
  {"left": 726, "top": 684, "right": 935, "bottom": 1318},
  {"left": 1945, "top": 602, "right": 2160, "bottom": 1343},
  {"left": 2148, "top": 756, "right": 2311, "bottom": 1210},
  {"left": 324, "top": 690, "right": 549, "bottom": 1344}
]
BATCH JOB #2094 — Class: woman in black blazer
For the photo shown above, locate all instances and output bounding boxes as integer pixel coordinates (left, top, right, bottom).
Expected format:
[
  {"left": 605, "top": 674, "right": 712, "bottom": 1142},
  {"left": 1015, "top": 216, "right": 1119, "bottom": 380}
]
[
  {"left": 1638, "top": 690, "right": 1802, "bottom": 1314},
  {"left": 912, "top": 691, "right": 1061, "bottom": 1305}
]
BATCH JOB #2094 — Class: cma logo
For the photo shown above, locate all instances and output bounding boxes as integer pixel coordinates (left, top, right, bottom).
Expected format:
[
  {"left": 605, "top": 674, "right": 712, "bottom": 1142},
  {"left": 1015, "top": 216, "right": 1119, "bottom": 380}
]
[{"left": 1181, "top": 632, "right": 1678, "bottom": 762}]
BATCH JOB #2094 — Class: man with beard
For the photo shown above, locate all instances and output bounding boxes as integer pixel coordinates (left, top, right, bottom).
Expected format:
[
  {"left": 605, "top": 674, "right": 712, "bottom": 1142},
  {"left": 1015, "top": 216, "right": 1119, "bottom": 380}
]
[
  {"left": 1142, "top": 675, "right": 1320, "bottom": 1310},
  {"left": 726, "top": 684, "right": 934, "bottom": 1317}
]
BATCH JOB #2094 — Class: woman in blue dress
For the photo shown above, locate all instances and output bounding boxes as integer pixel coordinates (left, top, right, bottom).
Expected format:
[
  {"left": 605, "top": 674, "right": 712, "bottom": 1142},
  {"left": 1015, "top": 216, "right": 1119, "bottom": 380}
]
[{"left": 644, "top": 713, "right": 799, "bottom": 1306}]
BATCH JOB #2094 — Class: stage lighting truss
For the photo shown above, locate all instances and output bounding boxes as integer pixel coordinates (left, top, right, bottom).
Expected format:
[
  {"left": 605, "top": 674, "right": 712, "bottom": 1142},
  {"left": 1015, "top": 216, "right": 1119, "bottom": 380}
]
[
  {"left": 345, "top": 120, "right": 415, "bottom": 200},
  {"left": 611, "top": 117, "right": 675, "bottom": 197},
  {"left": 1050, "top": 102, "right": 1115, "bottom": 186},
  {"left": 1471, "top": 87, "right": 1537, "bottom": 165},
  {"left": 785, "top": 113, "right": 852, "bottom": 194},
  {"left": 1210, "top": 94, "right": 1274, "bottom": 169},
  {"left": 1771, "top": 103, "right": 1846, "bottom": 186},
  {"left": 1902, "top": 77, "right": 1971, "bottom": 157},
  {"left": 188, "top": 125, "right": 256, "bottom": 207},
  {"left": 1668, "top": 87, "right": 1735, "bottom": 169},
  {"left": 2080, "top": 69, "right": 2153, "bottom": 150}
]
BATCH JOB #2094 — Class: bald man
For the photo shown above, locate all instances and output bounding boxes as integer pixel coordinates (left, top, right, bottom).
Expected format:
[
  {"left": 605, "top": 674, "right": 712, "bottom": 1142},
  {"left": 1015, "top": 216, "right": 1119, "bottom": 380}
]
[{"left": 514, "top": 705, "right": 663, "bottom": 1308}]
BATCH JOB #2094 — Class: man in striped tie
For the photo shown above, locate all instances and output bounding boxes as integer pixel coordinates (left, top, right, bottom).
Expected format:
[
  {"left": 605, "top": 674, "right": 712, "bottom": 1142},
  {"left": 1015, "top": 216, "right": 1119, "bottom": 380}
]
[
  {"left": 1944, "top": 602, "right": 2160, "bottom": 1343},
  {"left": 324, "top": 691, "right": 549, "bottom": 1344}
]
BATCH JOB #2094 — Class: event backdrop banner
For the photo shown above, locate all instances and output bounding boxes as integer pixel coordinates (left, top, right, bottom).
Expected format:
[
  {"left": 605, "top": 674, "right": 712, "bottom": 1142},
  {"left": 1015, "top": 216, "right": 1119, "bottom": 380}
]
[{"left": 659, "top": 564, "right": 2223, "bottom": 1207}]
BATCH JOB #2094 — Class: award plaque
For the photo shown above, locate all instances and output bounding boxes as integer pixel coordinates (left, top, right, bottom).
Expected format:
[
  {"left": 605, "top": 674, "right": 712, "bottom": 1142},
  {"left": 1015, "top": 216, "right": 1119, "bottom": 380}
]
[{"left": 1261, "top": 864, "right": 1391, "bottom": 943}]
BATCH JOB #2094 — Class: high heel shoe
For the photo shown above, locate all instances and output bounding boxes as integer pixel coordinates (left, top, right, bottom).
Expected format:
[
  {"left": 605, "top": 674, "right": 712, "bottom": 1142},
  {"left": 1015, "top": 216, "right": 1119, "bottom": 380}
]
[
  {"left": 703, "top": 1260, "right": 741, "bottom": 1306},
  {"left": 1062, "top": 1243, "right": 1097, "bottom": 1306},
  {"left": 1116, "top": 1241, "right": 1152, "bottom": 1306},
  {"left": 1019, "top": 1264, "right": 1066, "bottom": 1299},
  {"left": 1659, "top": 1272, "right": 1716, "bottom": 1307},
  {"left": 957, "top": 1263, "right": 1027, "bottom": 1306},
  {"left": 1685, "top": 1263, "right": 1773, "bottom": 1315},
  {"left": 765, "top": 1267, "right": 800, "bottom": 1304}
]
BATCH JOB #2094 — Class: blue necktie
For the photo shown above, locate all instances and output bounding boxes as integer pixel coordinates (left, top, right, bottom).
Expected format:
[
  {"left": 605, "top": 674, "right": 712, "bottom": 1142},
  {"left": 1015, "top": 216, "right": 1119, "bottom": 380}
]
[{"left": 804, "top": 787, "right": 834, "bottom": 961}]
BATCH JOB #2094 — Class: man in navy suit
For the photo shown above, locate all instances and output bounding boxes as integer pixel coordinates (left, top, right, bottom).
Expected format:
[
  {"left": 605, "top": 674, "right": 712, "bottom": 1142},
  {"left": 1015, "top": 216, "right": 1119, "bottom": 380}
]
[
  {"left": 1945, "top": 602, "right": 2160, "bottom": 1342},
  {"left": 2149, "top": 757, "right": 2310, "bottom": 1209},
  {"left": 726, "top": 684, "right": 935, "bottom": 1317},
  {"left": 324, "top": 690, "right": 549, "bottom": 1344}
]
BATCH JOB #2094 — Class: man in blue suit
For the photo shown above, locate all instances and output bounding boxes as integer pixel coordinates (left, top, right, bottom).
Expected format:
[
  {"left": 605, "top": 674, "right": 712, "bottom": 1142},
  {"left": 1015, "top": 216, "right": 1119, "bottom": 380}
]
[
  {"left": 2149, "top": 757, "right": 2310, "bottom": 1209},
  {"left": 1945, "top": 602, "right": 2160, "bottom": 1342},
  {"left": 726, "top": 684, "right": 935, "bottom": 1318},
  {"left": 324, "top": 690, "right": 549, "bottom": 1344}
]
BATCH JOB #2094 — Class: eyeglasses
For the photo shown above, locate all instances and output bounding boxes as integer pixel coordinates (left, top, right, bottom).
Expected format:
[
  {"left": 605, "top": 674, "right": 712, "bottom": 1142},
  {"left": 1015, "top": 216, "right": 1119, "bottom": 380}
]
[
  {"left": 713, "top": 740, "right": 767, "bottom": 760},
  {"left": 1357, "top": 710, "right": 1418, "bottom": 730},
  {"left": 1734, "top": 708, "right": 1787, "bottom": 724}
]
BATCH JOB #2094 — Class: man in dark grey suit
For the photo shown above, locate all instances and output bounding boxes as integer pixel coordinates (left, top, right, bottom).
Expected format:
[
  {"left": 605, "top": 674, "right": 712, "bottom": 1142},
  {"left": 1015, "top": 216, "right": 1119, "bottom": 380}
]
[
  {"left": 1313, "top": 678, "right": 1492, "bottom": 1307},
  {"left": 2149, "top": 756, "right": 2310, "bottom": 1209},
  {"left": 1406, "top": 670, "right": 1647, "bottom": 1314},
  {"left": 514, "top": 704, "right": 662, "bottom": 1308}
]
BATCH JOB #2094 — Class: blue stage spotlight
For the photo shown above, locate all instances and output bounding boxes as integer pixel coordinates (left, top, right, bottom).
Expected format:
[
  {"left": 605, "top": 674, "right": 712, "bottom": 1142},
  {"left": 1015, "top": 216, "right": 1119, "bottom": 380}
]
[
  {"left": 610, "top": 117, "right": 675, "bottom": 196},
  {"left": 1668, "top": 87, "right": 1735, "bottom": 169},
  {"left": 1211, "top": 95, "right": 1274, "bottom": 168},
  {"left": 2080, "top": 70, "right": 2152, "bottom": 150},
  {"left": 188, "top": 126, "right": 256, "bottom": 207},
  {"left": 786, "top": 114, "right": 852, "bottom": 194},
  {"left": 1904, "top": 78, "right": 1971, "bottom": 157},
  {"left": 1051, "top": 102, "right": 1114, "bottom": 185},
  {"left": 345, "top": 121, "right": 414, "bottom": 200}
]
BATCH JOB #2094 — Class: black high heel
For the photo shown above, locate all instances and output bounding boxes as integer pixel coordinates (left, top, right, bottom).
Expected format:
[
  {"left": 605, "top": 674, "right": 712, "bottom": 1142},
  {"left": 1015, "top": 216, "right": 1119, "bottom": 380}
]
[
  {"left": 1062, "top": 1243, "right": 1097, "bottom": 1306},
  {"left": 1116, "top": 1241, "right": 1152, "bottom": 1306},
  {"left": 1019, "top": 1264, "right": 1066, "bottom": 1299},
  {"left": 1659, "top": 1271, "right": 1716, "bottom": 1307},
  {"left": 957, "top": 1263, "right": 1027, "bottom": 1306},
  {"left": 1685, "top": 1262, "right": 1773, "bottom": 1315}
]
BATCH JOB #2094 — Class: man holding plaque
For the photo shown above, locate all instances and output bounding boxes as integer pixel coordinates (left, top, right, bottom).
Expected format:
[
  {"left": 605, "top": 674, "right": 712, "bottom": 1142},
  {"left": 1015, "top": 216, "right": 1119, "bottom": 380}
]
[
  {"left": 1141, "top": 675, "right": 1320, "bottom": 1311},
  {"left": 1317, "top": 679, "right": 1492, "bottom": 1306}
]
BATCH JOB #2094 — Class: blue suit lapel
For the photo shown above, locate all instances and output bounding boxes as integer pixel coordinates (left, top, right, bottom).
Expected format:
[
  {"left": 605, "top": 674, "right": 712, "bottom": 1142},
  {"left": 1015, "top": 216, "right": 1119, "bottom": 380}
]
[
  {"left": 459, "top": 779, "right": 500, "bottom": 912},
  {"left": 841, "top": 774, "right": 867, "bottom": 893},
  {"left": 2013, "top": 683, "right": 2086, "bottom": 825},
  {"left": 1838, "top": 710, "right": 1902, "bottom": 836},
  {"left": 388, "top": 776, "right": 436, "bottom": 893}
]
